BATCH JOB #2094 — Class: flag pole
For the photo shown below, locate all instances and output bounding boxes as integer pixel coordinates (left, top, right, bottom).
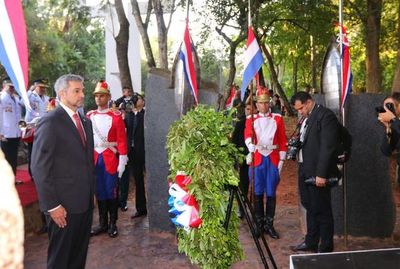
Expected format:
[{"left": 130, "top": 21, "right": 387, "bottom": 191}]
[
  {"left": 339, "top": 0, "right": 348, "bottom": 249},
  {"left": 247, "top": 0, "right": 256, "bottom": 206},
  {"left": 180, "top": 0, "right": 190, "bottom": 114},
  {"left": 186, "top": 0, "right": 190, "bottom": 23}
]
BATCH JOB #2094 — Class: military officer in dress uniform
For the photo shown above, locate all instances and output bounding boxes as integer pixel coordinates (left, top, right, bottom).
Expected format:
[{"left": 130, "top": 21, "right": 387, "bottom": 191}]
[
  {"left": 244, "top": 87, "right": 287, "bottom": 239},
  {"left": 25, "top": 79, "right": 50, "bottom": 122},
  {"left": 87, "top": 81, "right": 128, "bottom": 238},
  {"left": 24, "top": 79, "right": 50, "bottom": 179},
  {"left": 0, "top": 77, "right": 23, "bottom": 178}
]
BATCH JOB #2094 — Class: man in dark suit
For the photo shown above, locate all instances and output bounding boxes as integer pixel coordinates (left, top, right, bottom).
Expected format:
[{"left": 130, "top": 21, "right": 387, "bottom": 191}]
[
  {"left": 290, "top": 91, "right": 339, "bottom": 253},
  {"left": 123, "top": 94, "right": 147, "bottom": 218},
  {"left": 31, "top": 74, "right": 95, "bottom": 269}
]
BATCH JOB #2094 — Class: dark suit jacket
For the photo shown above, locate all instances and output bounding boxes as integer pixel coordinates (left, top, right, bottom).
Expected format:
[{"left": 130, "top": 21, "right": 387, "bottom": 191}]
[
  {"left": 125, "top": 109, "right": 145, "bottom": 163},
  {"left": 301, "top": 104, "right": 340, "bottom": 179},
  {"left": 232, "top": 115, "right": 249, "bottom": 156},
  {"left": 31, "top": 106, "right": 95, "bottom": 214}
]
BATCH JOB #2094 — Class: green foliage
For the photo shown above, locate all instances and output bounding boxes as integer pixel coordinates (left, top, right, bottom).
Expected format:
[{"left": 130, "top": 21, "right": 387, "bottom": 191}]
[
  {"left": 21, "top": 0, "right": 105, "bottom": 107},
  {"left": 167, "top": 106, "right": 243, "bottom": 269},
  {"left": 198, "top": 47, "right": 227, "bottom": 84}
]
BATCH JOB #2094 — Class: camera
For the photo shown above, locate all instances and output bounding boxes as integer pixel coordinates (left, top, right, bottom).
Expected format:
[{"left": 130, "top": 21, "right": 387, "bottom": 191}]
[
  {"left": 375, "top": 102, "right": 395, "bottom": 115},
  {"left": 286, "top": 136, "right": 302, "bottom": 160},
  {"left": 119, "top": 94, "right": 138, "bottom": 112}
]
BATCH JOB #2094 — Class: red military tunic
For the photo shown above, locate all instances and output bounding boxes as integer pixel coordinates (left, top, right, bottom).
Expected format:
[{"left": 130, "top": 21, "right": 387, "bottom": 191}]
[
  {"left": 244, "top": 112, "right": 288, "bottom": 167},
  {"left": 87, "top": 109, "right": 127, "bottom": 174}
]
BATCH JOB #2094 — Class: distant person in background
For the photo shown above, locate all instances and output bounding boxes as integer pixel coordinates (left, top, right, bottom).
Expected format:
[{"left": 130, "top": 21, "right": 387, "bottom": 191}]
[
  {"left": 115, "top": 86, "right": 135, "bottom": 116},
  {"left": 232, "top": 100, "right": 257, "bottom": 217},
  {"left": 271, "top": 94, "right": 283, "bottom": 115},
  {"left": 124, "top": 94, "right": 147, "bottom": 219},
  {"left": 0, "top": 77, "right": 23, "bottom": 180},
  {"left": 24, "top": 80, "right": 51, "bottom": 235},
  {"left": 24, "top": 79, "right": 50, "bottom": 180},
  {"left": 31, "top": 74, "right": 95, "bottom": 269},
  {"left": 117, "top": 87, "right": 138, "bottom": 212},
  {"left": 87, "top": 81, "right": 127, "bottom": 238}
]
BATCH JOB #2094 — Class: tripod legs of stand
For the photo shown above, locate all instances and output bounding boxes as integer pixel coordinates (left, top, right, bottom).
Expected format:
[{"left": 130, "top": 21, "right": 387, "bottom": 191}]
[{"left": 224, "top": 187, "right": 277, "bottom": 269}]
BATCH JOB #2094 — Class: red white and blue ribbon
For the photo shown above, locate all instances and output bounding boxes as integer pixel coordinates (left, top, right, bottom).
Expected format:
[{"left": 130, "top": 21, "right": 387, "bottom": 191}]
[
  {"left": 179, "top": 22, "right": 198, "bottom": 105},
  {"left": 240, "top": 27, "right": 264, "bottom": 101},
  {"left": 168, "top": 172, "right": 202, "bottom": 230},
  {"left": 0, "top": 0, "right": 31, "bottom": 110},
  {"left": 339, "top": 24, "right": 352, "bottom": 110}
]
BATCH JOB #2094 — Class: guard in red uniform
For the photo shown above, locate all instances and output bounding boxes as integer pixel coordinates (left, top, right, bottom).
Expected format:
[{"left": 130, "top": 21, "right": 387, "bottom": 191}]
[
  {"left": 244, "top": 87, "right": 287, "bottom": 239},
  {"left": 87, "top": 81, "right": 128, "bottom": 238}
]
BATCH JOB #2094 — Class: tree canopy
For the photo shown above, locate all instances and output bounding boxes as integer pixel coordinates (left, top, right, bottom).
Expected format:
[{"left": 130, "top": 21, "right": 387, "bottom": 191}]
[{"left": 2, "top": 0, "right": 400, "bottom": 109}]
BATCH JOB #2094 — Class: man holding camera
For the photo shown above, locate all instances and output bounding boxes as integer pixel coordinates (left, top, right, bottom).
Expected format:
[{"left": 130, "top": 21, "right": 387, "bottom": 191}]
[
  {"left": 244, "top": 87, "right": 287, "bottom": 239},
  {"left": 290, "top": 91, "right": 339, "bottom": 253},
  {"left": 378, "top": 93, "right": 400, "bottom": 186}
]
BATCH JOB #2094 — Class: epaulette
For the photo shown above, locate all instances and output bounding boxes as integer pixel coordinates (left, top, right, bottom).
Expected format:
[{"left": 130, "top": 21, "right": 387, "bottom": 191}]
[
  {"left": 271, "top": 113, "right": 282, "bottom": 118},
  {"left": 86, "top": 110, "right": 96, "bottom": 117},
  {"left": 112, "top": 109, "right": 122, "bottom": 116}
]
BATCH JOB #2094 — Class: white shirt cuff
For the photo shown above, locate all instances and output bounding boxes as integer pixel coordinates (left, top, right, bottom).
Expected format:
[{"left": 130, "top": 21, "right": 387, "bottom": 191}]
[{"left": 48, "top": 205, "right": 61, "bottom": 212}]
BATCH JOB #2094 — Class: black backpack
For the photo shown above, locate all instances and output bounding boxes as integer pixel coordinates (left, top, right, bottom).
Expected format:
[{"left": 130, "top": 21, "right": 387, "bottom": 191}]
[
  {"left": 336, "top": 124, "right": 352, "bottom": 164},
  {"left": 316, "top": 109, "right": 352, "bottom": 164}
]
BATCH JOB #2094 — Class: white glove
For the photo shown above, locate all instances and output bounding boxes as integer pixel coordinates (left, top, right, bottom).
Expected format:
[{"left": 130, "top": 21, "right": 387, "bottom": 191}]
[
  {"left": 117, "top": 155, "right": 128, "bottom": 178},
  {"left": 246, "top": 153, "right": 253, "bottom": 165},
  {"left": 247, "top": 143, "right": 256, "bottom": 153},
  {"left": 278, "top": 160, "right": 284, "bottom": 174}
]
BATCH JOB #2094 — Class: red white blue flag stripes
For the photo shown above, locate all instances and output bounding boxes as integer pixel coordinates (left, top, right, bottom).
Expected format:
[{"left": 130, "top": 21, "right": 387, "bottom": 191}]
[
  {"left": 179, "top": 22, "right": 198, "bottom": 105},
  {"left": 339, "top": 25, "right": 352, "bottom": 110},
  {"left": 240, "top": 27, "right": 264, "bottom": 101},
  {"left": 0, "top": 0, "right": 30, "bottom": 109}
]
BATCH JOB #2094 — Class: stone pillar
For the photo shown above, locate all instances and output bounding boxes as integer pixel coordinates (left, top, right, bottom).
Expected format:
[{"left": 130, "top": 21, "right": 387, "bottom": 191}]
[
  {"left": 144, "top": 69, "right": 219, "bottom": 232},
  {"left": 332, "top": 93, "right": 395, "bottom": 237}
]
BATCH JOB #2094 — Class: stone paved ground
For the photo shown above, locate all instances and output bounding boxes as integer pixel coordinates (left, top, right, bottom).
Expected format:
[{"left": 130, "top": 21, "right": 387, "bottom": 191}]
[{"left": 23, "top": 159, "right": 400, "bottom": 269}]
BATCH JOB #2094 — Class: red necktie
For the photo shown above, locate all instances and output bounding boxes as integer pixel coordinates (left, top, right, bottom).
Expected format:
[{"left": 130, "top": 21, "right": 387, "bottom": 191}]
[{"left": 73, "top": 113, "right": 86, "bottom": 146}]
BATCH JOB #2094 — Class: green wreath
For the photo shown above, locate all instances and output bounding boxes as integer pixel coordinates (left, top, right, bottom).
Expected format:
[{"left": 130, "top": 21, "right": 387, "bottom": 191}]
[{"left": 167, "top": 105, "right": 244, "bottom": 269}]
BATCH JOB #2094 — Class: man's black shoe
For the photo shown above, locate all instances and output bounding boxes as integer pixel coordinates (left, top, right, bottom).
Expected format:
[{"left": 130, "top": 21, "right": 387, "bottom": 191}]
[
  {"left": 120, "top": 205, "right": 128, "bottom": 212},
  {"left": 264, "top": 225, "right": 280, "bottom": 239},
  {"left": 108, "top": 223, "right": 118, "bottom": 238},
  {"left": 290, "top": 241, "right": 318, "bottom": 252},
  {"left": 131, "top": 211, "right": 147, "bottom": 219},
  {"left": 90, "top": 225, "right": 108, "bottom": 236}
]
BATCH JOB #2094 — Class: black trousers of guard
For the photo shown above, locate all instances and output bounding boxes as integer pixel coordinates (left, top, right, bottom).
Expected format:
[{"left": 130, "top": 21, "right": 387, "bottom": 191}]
[{"left": 298, "top": 164, "right": 334, "bottom": 252}]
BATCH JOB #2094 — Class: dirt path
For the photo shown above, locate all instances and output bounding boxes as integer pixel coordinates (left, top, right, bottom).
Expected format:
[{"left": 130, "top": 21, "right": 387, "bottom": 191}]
[{"left": 23, "top": 117, "right": 400, "bottom": 268}]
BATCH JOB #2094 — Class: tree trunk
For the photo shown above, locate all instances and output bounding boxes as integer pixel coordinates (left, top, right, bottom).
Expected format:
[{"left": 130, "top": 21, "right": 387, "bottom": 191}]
[
  {"left": 153, "top": 0, "right": 168, "bottom": 69},
  {"left": 131, "top": 0, "right": 156, "bottom": 68},
  {"left": 293, "top": 56, "right": 298, "bottom": 93},
  {"left": 114, "top": 0, "right": 132, "bottom": 89},
  {"left": 260, "top": 43, "right": 295, "bottom": 116},
  {"left": 226, "top": 45, "right": 237, "bottom": 89},
  {"left": 310, "top": 35, "right": 317, "bottom": 92},
  {"left": 392, "top": 1, "right": 400, "bottom": 93},
  {"left": 365, "top": 0, "right": 382, "bottom": 93}
]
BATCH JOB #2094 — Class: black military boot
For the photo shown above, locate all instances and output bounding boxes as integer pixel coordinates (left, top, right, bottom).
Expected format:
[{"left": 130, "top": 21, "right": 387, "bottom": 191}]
[
  {"left": 91, "top": 200, "right": 108, "bottom": 236},
  {"left": 264, "top": 196, "right": 279, "bottom": 239},
  {"left": 108, "top": 199, "right": 119, "bottom": 238},
  {"left": 253, "top": 195, "right": 265, "bottom": 237}
]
